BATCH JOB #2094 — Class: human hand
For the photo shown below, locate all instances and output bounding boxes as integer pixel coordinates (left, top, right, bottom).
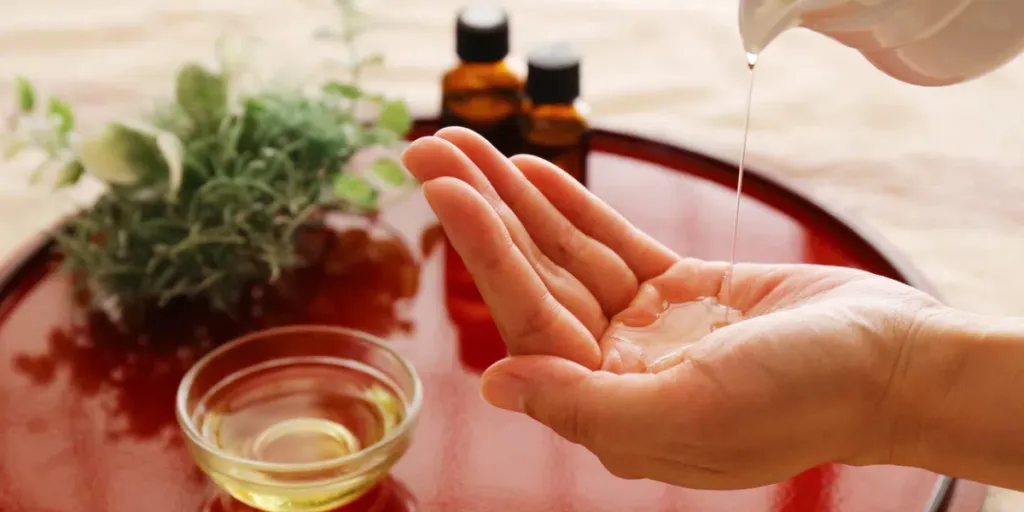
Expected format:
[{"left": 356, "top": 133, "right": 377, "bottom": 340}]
[
  {"left": 401, "top": 127, "right": 681, "bottom": 370},
  {"left": 401, "top": 128, "right": 944, "bottom": 489}
]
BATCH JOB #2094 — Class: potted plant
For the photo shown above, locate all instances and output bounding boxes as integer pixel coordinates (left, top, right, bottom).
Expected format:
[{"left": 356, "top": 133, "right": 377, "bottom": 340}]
[{"left": 0, "top": 0, "right": 419, "bottom": 332}]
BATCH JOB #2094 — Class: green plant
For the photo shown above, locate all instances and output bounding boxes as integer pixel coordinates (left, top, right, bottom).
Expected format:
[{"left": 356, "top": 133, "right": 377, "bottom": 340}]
[{"left": 1, "top": 0, "right": 416, "bottom": 313}]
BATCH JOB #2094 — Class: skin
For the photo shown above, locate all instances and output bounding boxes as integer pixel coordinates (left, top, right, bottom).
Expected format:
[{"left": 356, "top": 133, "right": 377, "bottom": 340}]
[{"left": 400, "top": 127, "right": 1024, "bottom": 491}]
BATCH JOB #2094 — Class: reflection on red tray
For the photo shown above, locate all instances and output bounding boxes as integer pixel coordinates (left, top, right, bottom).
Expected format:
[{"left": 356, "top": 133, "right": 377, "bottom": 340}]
[
  {"left": 0, "top": 124, "right": 983, "bottom": 512},
  {"left": 200, "top": 478, "right": 417, "bottom": 512}
]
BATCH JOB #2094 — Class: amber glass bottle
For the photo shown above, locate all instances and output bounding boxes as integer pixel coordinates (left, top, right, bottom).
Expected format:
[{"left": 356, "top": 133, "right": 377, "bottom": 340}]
[
  {"left": 440, "top": 4, "right": 523, "bottom": 371},
  {"left": 521, "top": 42, "right": 590, "bottom": 185},
  {"left": 441, "top": 4, "right": 523, "bottom": 156}
]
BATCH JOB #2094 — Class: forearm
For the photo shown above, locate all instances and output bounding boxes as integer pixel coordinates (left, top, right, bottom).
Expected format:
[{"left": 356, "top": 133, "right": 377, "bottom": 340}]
[{"left": 892, "top": 306, "right": 1024, "bottom": 489}]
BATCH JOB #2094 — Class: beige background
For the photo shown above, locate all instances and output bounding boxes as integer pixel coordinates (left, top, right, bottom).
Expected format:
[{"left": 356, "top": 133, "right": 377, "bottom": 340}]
[{"left": 2, "top": 0, "right": 1023, "bottom": 509}]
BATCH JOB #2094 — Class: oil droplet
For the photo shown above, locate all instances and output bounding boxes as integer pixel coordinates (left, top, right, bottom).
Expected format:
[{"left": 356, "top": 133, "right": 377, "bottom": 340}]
[{"left": 746, "top": 51, "right": 759, "bottom": 69}]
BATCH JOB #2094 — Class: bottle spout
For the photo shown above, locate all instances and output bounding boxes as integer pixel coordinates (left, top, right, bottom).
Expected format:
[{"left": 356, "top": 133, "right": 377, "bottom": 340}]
[{"left": 738, "top": 0, "right": 817, "bottom": 55}]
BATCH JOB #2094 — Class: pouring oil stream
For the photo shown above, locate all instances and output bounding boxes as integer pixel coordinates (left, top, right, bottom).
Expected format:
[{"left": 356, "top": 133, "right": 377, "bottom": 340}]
[{"left": 722, "top": 52, "right": 758, "bottom": 324}]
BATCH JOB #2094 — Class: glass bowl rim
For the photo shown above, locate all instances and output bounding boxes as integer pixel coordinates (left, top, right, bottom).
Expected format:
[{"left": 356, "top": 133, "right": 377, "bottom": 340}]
[{"left": 175, "top": 324, "right": 424, "bottom": 473}]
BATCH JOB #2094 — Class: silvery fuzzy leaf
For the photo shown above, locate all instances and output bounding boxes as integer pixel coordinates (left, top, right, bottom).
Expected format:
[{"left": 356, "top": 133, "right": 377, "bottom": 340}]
[
  {"left": 175, "top": 63, "right": 228, "bottom": 124},
  {"left": 154, "top": 129, "right": 184, "bottom": 198},
  {"left": 74, "top": 123, "right": 142, "bottom": 185},
  {"left": 74, "top": 121, "right": 184, "bottom": 198}
]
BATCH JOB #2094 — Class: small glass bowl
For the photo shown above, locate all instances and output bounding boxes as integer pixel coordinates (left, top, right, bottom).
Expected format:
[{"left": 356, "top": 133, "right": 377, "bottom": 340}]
[{"left": 176, "top": 325, "right": 422, "bottom": 512}]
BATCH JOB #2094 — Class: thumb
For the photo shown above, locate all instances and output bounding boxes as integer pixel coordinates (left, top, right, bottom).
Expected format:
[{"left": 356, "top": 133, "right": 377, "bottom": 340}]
[{"left": 480, "top": 355, "right": 659, "bottom": 448}]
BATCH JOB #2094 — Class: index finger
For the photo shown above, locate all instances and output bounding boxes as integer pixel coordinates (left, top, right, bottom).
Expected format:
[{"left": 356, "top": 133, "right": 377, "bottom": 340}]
[{"left": 423, "top": 177, "right": 602, "bottom": 369}]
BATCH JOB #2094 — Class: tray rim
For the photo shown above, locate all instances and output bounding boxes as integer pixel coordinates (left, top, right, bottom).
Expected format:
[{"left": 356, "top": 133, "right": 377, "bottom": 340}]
[{"left": 0, "top": 124, "right": 983, "bottom": 512}]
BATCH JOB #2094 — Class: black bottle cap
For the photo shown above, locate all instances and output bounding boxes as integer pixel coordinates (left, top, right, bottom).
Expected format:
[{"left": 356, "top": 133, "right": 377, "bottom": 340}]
[
  {"left": 456, "top": 4, "right": 510, "bottom": 63},
  {"left": 526, "top": 42, "right": 581, "bottom": 105}
]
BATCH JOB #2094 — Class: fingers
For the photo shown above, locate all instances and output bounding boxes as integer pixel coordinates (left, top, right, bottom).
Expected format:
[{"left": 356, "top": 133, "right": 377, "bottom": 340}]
[
  {"left": 511, "top": 153, "right": 680, "bottom": 282},
  {"left": 435, "top": 127, "right": 639, "bottom": 316},
  {"left": 480, "top": 355, "right": 662, "bottom": 449},
  {"left": 403, "top": 135, "right": 607, "bottom": 339},
  {"left": 421, "top": 178, "right": 602, "bottom": 368}
]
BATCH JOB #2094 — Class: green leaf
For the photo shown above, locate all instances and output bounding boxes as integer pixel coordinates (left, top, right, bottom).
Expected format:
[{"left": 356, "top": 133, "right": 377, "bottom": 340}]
[
  {"left": 371, "top": 158, "right": 406, "bottom": 186},
  {"left": 154, "top": 129, "right": 184, "bottom": 198},
  {"left": 334, "top": 173, "right": 378, "bottom": 210},
  {"left": 14, "top": 76, "right": 35, "bottom": 113},
  {"left": 322, "top": 81, "right": 362, "bottom": 99},
  {"left": 54, "top": 160, "right": 85, "bottom": 187},
  {"left": 175, "top": 63, "right": 228, "bottom": 124},
  {"left": 47, "top": 97, "right": 75, "bottom": 136},
  {"left": 377, "top": 100, "right": 412, "bottom": 138}
]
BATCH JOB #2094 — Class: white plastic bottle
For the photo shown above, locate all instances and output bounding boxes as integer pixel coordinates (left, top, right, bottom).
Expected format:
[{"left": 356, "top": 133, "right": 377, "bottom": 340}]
[{"left": 739, "top": 0, "right": 1024, "bottom": 86}]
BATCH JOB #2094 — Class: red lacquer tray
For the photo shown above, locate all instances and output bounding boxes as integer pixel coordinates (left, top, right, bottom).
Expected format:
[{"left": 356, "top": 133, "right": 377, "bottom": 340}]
[{"left": 0, "top": 121, "right": 984, "bottom": 512}]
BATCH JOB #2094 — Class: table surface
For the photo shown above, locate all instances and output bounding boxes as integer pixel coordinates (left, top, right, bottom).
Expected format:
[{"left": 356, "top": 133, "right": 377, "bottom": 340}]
[{"left": 1, "top": 0, "right": 1023, "bottom": 509}]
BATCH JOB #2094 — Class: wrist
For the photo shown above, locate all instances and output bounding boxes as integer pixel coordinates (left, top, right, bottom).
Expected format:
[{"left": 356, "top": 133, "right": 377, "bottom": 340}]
[{"left": 889, "top": 306, "right": 1024, "bottom": 487}]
